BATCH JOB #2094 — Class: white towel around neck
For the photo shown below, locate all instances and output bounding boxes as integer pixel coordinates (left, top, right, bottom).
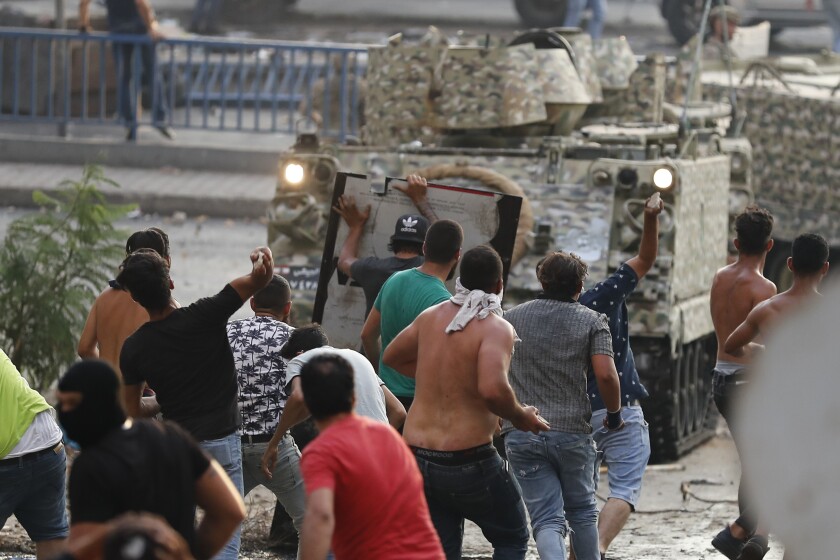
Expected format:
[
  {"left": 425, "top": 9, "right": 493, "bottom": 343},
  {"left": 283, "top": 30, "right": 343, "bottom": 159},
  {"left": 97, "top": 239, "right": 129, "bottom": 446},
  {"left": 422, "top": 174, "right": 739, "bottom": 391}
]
[{"left": 445, "top": 278, "right": 503, "bottom": 333}]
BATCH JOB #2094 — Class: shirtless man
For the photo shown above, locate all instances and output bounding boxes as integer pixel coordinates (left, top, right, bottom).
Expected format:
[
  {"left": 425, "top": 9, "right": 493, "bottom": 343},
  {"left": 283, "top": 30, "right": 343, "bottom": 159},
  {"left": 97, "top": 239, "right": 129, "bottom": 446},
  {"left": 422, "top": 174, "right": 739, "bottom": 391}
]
[
  {"left": 709, "top": 206, "right": 776, "bottom": 560},
  {"left": 719, "top": 233, "right": 829, "bottom": 560},
  {"left": 78, "top": 228, "right": 171, "bottom": 377},
  {"left": 726, "top": 233, "right": 829, "bottom": 357},
  {"left": 384, "top": 245, "right": 549, "bottom": 560}
]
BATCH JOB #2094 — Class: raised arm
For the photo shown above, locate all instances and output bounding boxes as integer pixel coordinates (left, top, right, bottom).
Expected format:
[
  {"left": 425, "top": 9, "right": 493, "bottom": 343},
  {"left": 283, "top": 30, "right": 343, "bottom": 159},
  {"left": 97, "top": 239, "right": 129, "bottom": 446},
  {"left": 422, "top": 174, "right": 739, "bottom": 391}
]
[
  {"left": 392, "top": 174, "right": 438, "bottom": 223},
  {"left": 626, "top": 194, "right": 664, "bottom": 279},
  {"left": 477, "top": 322, "right": 550, "bottom": 434},
  {"left": 361, "top": 308, "right": 382, "bottom": 372},
  {"left": 229, "top": 247, "right": 274, "bottom": 303},
  {"left": 382, "top": 316, "right": 421, "bottom": 379},
  {"left": 333, "top": 195, "right": 371, "bottom": 277},
  {"left": 194, "top": 461, "right": 246, "bottom": 560}
]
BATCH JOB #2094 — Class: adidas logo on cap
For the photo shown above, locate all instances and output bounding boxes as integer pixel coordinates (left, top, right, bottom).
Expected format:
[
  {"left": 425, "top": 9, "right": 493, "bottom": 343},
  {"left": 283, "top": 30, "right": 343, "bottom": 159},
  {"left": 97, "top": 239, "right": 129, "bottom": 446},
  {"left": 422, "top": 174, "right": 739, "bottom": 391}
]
[{"left": 401, "top": 217, "right": 418, "bottom": 232}]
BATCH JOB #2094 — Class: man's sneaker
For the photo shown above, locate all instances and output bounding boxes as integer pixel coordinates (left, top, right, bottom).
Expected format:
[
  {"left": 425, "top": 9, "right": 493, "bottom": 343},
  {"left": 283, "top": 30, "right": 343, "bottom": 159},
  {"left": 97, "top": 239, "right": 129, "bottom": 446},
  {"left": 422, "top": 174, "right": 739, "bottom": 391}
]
[
  {"left": 712, "top": 525, "right": 746, "bottom": 560},
  {"left": 155, "top": 125, "right": 176, "bottom": 140},
  {"left": 737, "top": 535, "right": 770, "bottom": 560}
]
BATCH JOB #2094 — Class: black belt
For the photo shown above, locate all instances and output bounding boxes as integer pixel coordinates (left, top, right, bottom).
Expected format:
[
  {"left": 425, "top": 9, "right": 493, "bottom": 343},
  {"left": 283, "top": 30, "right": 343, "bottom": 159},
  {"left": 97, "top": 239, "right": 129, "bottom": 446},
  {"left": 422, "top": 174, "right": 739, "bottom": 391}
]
[
  {"left": 241, "top": 434, "right": 273, "bottom": 444},
  {"left": 0, "top": 443, "right": 63, "bottom": 466}
]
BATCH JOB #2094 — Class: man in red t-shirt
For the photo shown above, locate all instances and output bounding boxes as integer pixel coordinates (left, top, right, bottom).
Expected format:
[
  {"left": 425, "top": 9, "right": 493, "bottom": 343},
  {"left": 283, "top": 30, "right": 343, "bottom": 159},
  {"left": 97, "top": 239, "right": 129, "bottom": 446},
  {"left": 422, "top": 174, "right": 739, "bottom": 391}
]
[{"left": 298, "top": 354, "right": 444, "bottom": 560}]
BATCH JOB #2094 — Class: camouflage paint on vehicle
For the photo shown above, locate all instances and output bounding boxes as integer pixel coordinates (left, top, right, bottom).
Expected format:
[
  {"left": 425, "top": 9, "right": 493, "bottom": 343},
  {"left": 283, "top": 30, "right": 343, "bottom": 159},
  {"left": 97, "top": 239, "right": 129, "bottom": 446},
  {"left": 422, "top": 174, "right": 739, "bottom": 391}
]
[
  {"left": 702, "top": 56, "right": 840, "bottom": 248},
  {"left": 269, "top": 30, "right": 738, "bottom": 460}
]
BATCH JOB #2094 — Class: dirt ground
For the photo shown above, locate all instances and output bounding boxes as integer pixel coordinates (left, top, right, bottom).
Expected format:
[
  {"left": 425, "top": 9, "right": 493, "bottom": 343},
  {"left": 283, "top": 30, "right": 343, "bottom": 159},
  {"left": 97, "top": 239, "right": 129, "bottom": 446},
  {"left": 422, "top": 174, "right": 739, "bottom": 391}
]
[{"left": 0, "top": 422, "right": 785, "bottom": 560}]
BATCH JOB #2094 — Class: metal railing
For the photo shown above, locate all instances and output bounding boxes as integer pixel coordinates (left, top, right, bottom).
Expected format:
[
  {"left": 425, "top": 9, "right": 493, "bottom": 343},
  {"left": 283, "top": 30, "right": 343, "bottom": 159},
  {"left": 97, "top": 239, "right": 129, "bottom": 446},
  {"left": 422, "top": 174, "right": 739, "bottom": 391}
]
[{"left": 0, "top": 27, "right": 369, "bottom": 141}]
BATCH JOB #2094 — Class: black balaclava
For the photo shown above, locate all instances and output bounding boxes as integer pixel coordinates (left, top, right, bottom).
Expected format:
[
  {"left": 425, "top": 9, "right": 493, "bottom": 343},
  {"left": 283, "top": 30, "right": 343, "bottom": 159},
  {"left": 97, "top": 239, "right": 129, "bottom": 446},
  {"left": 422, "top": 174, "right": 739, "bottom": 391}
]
[{"left": 57, "top": 360, "right": 127, "bottom": 448}]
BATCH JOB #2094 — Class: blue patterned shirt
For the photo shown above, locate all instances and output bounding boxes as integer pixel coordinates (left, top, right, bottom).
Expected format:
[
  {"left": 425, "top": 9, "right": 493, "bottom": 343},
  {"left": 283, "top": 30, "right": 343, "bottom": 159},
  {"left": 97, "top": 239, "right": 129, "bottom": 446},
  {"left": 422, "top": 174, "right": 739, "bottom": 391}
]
[
  {"left": 579, "top": 263, "right": 650, "bottom": 411},
  {"left": 226, "top": 316, "right": 293, "bottom": 436}
]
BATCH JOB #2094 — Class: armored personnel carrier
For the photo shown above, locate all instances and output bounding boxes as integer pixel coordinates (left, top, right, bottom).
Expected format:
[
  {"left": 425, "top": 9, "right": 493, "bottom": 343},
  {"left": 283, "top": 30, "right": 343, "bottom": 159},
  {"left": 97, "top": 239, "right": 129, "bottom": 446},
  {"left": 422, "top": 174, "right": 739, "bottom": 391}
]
[
  {"left": 269, "top": 29, "right": 740, "bottom": 462},
  {"left": 699, "top": 53, "right": 840, "bottom": 288}
]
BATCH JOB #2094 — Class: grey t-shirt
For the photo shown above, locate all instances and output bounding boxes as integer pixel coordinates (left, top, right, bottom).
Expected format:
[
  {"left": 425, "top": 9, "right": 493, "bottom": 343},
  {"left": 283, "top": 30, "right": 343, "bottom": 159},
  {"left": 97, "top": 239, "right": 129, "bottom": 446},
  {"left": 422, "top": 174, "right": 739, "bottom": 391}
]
[
  {"left": 504, "top": 298, "right": 613, "bottom": 434},
  {"left": 350, "top": 255, "right": 424, "bottom": 316},
  {"left": 284, "top": 347, "right": 388, "bottom": 424}
]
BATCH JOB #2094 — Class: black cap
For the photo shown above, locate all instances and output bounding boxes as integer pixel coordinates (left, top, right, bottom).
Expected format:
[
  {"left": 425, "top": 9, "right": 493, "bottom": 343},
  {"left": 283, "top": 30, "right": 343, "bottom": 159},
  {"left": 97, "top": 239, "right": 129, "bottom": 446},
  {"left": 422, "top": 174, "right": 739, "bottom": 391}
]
[{"left": 391, "top": 214, "right": 429, "bottom": 244}]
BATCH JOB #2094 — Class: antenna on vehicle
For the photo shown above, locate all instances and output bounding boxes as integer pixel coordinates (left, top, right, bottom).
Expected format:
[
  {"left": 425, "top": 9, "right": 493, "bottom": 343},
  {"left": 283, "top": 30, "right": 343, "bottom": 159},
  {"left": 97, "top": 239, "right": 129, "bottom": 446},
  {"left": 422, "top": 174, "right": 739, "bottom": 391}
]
[{"left": 679, "top": 0, "right": 714, "bottom": 131}]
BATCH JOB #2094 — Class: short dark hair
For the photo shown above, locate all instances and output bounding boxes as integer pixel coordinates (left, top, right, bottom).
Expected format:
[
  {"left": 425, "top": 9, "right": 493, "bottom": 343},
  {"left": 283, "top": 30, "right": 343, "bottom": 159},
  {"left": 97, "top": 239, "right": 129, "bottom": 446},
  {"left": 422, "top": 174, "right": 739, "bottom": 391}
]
[
  {"left": 791, "top": 233, "right": 829, "bottom": 275},
  {"left": 299, "top": 354, "right": 354, "bottom": 421},
  {"left": 115, "top": 249, "right": 171, "bottom": 311},
  {"left": 388, "top": 240, "right": 424, "bottom": 256},
  {"left": 125, "top": 229, "right": 168, "bottom": 258},
  {"left": 537, "top": 251, "right": 588, "bottom": 300},
  {"left": 253, "top": 275, "right": 291, "bottom": 313},
  {"left": 735, "top": 206, "right": 774, "bottom": 255},
  {"left": 147, "top": 227, "right": 170, "bottom": 258},
  {"left": 424, "top": 220, "right": 463, "bottom": 264},
  {"left": 460, "top": 245, "right": 503, "bottom": 293},
  {"left": 280, "top": 324, "right": 329, "bottom": 360}
]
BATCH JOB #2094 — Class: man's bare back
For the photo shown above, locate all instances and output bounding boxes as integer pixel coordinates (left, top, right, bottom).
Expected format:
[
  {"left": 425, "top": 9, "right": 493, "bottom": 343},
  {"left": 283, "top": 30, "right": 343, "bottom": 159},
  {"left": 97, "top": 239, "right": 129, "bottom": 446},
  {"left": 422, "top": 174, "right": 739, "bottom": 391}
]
[
  {"left": 78, "top": 287, "right": 150, "bottom": 375},
  {"left": 710, "top": 262, "right": 776, "bottom": 364},
  {"left": 384, "top": 300, "right": 546, "bottom": 451},
  {"left": 404, "top": 302, "right": 514, "bottom": 450},
  {"left": 725, "top": 287, "right": 821, "bottom": 357}
]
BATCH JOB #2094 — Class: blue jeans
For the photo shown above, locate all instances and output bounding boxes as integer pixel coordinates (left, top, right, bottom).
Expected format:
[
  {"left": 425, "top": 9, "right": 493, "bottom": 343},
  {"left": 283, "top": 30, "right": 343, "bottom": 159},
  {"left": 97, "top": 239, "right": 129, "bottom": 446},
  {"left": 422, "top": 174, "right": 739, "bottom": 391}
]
[
  {"left": 111, "top": 37, "right": 168, "bottom": 136},
  {"left": 563, "top": 0, "right": 606, "bottom": 39},
  {"left": 199, "top": 432, "right": 243, "bottom": 560},
  {"left": 590, "top": 406, "right": 650, "bottom": 509},
  {"left": 413, "top": 450, "right": 529, "bottom": 560},
  {"left": 0, "top": 445, "right": 68, "bottom": 542},
  {"left": 242, "top": 435, "right": 306, "bottom": 534},
  {"left": 506, "top": 431, "right": 600, "bottom": 560}
]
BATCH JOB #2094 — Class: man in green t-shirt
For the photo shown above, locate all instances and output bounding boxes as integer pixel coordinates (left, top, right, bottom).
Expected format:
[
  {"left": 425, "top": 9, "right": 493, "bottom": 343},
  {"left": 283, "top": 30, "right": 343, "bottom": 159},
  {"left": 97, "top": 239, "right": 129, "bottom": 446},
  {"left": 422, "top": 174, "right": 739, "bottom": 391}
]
[
  {"left": 361, "top": 220, "right": 463, "bottom": 414},
  {"left": 0, "top": 349, "right": 68, "bottom": 559}
]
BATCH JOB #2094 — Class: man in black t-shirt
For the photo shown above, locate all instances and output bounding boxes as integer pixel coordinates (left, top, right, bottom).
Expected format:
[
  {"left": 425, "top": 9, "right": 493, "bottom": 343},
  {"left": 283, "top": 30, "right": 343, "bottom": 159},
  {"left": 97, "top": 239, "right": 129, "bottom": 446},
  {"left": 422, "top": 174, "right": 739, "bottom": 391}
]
[
  {"left": 118, "top": 245, "right": 274, "bottom": 560},
  {"left": 334, "top": 174, "right": 438, "bottom": 317},
  {"left": 56, "top": 360, "right": 245, "bottom": 560}
]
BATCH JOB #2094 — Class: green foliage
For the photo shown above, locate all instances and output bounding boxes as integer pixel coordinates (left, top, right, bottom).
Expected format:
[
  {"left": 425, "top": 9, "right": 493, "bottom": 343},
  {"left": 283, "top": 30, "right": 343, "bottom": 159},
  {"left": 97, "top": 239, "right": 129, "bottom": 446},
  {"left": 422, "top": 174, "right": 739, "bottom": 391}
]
[{"left": 0, "top": 165, "right": 134, "bottom": 392}]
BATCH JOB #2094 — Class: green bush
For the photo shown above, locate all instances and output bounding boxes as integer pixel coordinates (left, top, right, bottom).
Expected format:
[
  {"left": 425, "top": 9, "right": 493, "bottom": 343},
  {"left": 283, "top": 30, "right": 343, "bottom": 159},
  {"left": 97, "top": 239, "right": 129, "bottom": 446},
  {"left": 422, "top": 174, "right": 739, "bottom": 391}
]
[{"left": 0, "top": 166, "right": 133, "bottom": 391}]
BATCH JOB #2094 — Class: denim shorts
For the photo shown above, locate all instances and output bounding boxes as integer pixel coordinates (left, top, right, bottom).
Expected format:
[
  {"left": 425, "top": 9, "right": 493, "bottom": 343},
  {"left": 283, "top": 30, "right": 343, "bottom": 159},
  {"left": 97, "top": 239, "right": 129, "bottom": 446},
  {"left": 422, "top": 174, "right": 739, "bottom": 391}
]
[
  {"left": 590, "top": 406, "right": 651, "bottom": 509},
  {"left": 0, "top": 445, "right": 69, "bottom": 542}
]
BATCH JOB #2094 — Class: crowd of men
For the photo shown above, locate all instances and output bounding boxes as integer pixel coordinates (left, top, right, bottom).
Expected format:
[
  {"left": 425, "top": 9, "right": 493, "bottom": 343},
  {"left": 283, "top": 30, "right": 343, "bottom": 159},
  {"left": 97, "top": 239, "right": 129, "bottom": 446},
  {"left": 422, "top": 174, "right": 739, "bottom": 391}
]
[{"left": 0, "top": 173, "right": 831, "bottom": 560}]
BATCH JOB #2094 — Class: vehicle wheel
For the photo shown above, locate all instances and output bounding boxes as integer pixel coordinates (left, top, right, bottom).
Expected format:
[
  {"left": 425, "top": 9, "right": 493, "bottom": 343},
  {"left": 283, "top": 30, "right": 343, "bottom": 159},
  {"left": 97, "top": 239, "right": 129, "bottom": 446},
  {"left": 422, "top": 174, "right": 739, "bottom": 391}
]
[
  {"left": 513, "top": 0, "right": 568, "bottom": 28},
  {"left": 663, "top": 0, "right": 710, "bottom": 46},
  {"left": 644, "top": 335, "right": 718, "bottom": 463}
]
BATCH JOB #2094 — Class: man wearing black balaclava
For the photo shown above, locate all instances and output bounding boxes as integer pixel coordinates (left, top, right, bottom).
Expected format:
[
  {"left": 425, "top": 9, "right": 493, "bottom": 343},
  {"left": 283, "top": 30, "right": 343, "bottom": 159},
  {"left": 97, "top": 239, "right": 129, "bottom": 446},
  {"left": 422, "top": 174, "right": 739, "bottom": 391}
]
[{"left": 57, "top": 360, "right": 246, "bottom": 560}]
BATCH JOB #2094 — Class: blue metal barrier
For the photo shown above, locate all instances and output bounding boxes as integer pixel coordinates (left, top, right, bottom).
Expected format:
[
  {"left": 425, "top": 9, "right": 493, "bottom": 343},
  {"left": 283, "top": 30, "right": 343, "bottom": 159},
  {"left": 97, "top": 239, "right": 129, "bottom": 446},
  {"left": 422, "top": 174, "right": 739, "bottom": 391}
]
[{"left": 0, "top": 27, "right": 369, "bottom": 141}]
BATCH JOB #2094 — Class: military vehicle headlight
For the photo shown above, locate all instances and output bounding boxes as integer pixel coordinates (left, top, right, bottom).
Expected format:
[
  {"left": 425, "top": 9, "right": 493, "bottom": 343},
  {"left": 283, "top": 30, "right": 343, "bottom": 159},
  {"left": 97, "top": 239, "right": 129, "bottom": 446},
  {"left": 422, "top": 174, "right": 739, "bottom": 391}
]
[
  {"left": 653, "top": 168, "right": 674, "bottom": 190},
  {"left": 283, "top": 163, "right": 305, "bottom": 185}
]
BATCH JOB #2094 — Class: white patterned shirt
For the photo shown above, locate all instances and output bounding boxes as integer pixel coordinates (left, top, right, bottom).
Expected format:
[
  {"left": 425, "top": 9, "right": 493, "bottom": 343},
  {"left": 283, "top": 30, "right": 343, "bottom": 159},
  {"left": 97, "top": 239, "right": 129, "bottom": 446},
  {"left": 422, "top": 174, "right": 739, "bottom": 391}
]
[{"left": 227, "top": 316, "right": 293, "bottom": 436}]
